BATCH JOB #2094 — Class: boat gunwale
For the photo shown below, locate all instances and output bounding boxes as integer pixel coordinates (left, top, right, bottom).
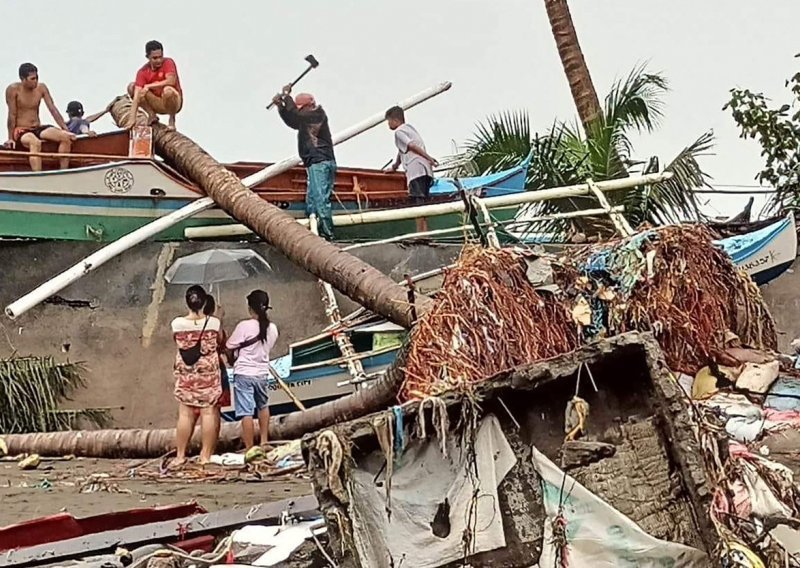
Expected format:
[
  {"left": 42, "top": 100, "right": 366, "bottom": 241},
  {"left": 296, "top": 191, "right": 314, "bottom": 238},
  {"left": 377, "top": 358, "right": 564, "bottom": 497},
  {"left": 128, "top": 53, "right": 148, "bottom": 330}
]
[{"left": 717, "top": 212, "right": 795, "bottom": 262}]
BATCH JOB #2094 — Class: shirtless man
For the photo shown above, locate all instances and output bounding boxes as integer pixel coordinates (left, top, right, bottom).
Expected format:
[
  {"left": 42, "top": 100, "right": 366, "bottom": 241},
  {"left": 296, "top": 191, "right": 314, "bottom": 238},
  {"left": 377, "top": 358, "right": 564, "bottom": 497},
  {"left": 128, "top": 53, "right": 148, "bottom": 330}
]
[
  {"left": 126, "top": 40, "right": 183, "bottom": 130},
  {"left": 4, "top": 63, "right": 76, "bottom": 171}
]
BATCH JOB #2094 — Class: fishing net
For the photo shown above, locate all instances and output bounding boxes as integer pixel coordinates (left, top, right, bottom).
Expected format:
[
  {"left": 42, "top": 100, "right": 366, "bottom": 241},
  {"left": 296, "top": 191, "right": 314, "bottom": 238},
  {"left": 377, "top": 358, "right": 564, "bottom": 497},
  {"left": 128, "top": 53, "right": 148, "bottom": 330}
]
[{"left": 400, "top": 224, "right": 777, "bottom": 401}]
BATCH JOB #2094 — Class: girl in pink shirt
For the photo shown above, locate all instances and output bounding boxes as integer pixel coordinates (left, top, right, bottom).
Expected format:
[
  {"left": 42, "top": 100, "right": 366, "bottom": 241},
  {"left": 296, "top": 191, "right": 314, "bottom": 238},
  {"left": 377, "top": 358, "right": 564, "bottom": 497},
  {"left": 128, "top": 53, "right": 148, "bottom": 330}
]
[{"left": 226, "top": 289, "right": 278, "bottom": 449}]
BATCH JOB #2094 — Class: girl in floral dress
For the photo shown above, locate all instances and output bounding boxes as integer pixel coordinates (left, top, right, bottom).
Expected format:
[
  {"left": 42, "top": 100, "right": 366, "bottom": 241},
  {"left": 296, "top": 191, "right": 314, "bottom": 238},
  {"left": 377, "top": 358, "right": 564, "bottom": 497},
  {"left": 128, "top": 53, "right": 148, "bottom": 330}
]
[
  {"left": 203, "top": 294, "right": 230, "bottom": 440},
  {"left": 171, "top": 285, "right": 222, "bottom": 465}
]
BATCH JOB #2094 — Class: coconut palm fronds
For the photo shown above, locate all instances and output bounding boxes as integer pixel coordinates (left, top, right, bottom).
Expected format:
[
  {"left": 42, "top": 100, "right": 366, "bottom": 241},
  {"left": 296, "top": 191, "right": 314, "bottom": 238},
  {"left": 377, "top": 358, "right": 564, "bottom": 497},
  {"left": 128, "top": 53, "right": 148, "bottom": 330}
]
[{"left": 0, "top": 356, "right": 105, "bottom": 433}]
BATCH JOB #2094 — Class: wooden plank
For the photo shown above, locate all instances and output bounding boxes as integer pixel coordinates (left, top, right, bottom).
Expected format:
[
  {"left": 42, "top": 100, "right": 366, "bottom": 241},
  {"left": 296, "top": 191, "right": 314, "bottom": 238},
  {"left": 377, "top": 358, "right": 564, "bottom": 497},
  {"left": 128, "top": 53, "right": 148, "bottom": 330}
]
[{"left": 1, "top": 495, "right": 319, "bottom": 568}]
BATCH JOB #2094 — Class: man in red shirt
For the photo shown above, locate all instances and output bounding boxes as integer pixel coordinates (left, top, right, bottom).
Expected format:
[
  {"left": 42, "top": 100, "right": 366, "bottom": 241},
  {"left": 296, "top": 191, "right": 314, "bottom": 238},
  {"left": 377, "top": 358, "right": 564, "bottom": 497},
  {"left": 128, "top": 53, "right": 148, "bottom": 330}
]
[{"left": 125, "top": 40, "right": 182, "bottom": 130}]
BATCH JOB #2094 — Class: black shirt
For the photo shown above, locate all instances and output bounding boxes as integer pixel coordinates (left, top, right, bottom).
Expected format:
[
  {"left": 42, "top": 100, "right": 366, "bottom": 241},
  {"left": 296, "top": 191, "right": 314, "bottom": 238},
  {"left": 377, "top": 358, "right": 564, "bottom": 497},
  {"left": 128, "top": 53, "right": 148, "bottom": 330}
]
[{"left": 277, "top": 95, "right": 335, "bottom": 168}]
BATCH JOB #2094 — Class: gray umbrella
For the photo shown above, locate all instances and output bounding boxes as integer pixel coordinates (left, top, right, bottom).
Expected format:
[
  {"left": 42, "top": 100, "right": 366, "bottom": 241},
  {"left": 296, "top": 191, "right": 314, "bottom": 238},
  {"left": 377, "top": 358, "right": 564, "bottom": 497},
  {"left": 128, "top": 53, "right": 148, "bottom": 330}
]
[{"left": 164, "top": 249, "right": 272, "bottom": 285}]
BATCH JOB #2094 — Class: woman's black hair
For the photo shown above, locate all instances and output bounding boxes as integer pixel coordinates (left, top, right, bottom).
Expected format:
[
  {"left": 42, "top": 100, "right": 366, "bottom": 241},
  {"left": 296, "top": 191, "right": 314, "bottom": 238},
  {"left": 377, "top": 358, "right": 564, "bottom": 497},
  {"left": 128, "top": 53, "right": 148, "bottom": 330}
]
[
  {"left": 203, "top": 294, "right": 216, "bottom": 316},
  {"left": 185, "top": 285, "right": 207, "bottom": 313},
  {"left": 247, "top": 289, "right": 270, "bottom": 341}
]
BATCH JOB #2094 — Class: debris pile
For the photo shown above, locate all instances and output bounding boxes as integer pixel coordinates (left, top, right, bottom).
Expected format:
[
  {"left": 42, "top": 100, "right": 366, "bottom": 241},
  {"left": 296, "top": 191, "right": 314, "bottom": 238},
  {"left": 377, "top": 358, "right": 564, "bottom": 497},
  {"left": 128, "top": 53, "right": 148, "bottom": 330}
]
[
  {"left": 675, "top": 348, "right": 800, "bottom": 565},
  {"left": 554, "top": 224, "right": 777, "bottom": 374},
  {"left": 401, "top": 225, "right": 777, "bottom": 400},
  {"left": 305, "top": 333, "right": 717, "bottom": 567},
  {"left": 400, "top": 246, "right": 579, "bottom": 400}
]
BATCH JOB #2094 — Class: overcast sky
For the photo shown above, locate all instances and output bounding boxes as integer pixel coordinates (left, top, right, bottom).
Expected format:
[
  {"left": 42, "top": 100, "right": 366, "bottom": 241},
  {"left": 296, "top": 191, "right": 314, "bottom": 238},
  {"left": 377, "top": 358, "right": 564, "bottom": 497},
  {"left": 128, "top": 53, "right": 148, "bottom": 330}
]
[{"left": 2, "top": 0, "right": 797, "bottom": 216}]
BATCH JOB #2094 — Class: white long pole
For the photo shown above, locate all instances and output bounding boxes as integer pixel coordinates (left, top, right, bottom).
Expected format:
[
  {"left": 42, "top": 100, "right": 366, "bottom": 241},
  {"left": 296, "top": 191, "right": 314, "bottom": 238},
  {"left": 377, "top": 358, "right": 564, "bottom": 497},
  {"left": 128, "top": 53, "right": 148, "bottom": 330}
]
[
  {"left": 5, "top": 82, "right": 453, "bottom": 320},
  {"left": 338, "top": 206, "right": 626, "bottom": 251},
  {"left": 185, "top": 172, "right": 673, "bottom": 239}
]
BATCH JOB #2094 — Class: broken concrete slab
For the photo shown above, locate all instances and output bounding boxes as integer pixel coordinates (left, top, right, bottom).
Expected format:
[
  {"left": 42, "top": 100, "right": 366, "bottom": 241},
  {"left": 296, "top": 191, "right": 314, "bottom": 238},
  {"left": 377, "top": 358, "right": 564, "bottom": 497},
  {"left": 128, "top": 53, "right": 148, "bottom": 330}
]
[{"left": 302, "top": 332, "right": 719, "bottom": 567}]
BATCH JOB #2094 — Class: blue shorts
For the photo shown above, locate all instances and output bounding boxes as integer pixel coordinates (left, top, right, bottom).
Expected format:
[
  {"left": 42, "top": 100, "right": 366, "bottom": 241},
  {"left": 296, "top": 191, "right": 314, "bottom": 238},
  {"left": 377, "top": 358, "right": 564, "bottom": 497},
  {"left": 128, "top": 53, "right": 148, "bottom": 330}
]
[{"left": 233, "top": 374, "right": 270, "bottom": 418}]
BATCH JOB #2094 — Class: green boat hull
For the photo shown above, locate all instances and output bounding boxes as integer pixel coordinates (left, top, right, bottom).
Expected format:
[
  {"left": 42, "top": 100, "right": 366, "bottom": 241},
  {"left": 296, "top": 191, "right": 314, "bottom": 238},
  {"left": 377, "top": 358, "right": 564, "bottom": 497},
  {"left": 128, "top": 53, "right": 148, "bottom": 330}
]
[{"left": 0, "top": 208, "right": 519, "bottom": 243}]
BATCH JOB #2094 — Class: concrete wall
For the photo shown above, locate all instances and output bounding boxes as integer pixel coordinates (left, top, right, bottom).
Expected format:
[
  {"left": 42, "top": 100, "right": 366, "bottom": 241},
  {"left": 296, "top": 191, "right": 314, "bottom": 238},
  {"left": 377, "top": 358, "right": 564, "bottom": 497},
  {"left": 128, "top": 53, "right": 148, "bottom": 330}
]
[
  {"left": 759, "top": 256, "right": 800, "bottom": 352},
  {"left": 0, "top": 241, "right": 459, "bottom": 429}
]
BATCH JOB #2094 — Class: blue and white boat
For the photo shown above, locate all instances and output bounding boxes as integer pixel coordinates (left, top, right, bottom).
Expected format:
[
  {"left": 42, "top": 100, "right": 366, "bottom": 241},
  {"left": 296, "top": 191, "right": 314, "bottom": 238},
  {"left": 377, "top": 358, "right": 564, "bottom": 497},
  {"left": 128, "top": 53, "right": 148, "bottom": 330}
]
[
  {"left": 717, "top": 213, "right": 797, "bottom": 286},
  {"left": 221, "top": 319, "right": 403, "bottom": 418}
]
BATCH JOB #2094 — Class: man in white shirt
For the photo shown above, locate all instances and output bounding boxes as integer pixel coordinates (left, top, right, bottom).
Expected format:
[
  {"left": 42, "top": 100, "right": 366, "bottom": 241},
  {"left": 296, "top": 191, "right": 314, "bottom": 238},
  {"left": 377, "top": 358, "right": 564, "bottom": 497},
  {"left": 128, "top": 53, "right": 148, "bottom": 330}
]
[{"left": 385, "top": 106, "right": 438, "bottom": 202}]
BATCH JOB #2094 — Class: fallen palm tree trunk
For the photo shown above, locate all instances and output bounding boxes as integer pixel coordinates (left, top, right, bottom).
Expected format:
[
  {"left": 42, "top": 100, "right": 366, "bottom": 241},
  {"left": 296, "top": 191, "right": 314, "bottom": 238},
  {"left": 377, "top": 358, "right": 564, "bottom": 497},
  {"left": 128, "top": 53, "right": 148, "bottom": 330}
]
[
  {"left": 3, "top": 421, "right": 242, "bottom": 458},
  {"left": 107, "top": 99, "right": 431, "bottom": 330},
  {"left": 1, "top": 404, "right": 394, "bottom": 457},
  {"left": 2, "top": 362, "right": 411, "bottom": 457}
]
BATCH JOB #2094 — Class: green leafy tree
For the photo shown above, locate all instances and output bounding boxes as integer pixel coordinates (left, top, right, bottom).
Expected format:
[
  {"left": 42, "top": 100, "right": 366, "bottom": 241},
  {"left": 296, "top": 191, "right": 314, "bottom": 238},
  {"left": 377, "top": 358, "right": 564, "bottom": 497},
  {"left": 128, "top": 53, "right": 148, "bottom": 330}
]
[{"left": 724, "top": 61, "right": 800, "bottom": 214}]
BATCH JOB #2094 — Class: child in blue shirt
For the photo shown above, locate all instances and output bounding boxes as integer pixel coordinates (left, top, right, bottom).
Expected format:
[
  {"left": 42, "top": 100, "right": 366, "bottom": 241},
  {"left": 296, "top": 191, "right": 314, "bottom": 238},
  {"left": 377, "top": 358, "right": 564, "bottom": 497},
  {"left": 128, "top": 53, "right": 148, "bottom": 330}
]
[{"left": 65, "top": 101, "right": 109, "bottom": 136}]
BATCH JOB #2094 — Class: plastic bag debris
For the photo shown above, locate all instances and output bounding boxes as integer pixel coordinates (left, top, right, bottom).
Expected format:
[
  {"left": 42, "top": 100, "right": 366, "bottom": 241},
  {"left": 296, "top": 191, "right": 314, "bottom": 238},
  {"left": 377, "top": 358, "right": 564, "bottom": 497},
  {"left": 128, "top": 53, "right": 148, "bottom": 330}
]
[{"left": 736, "top": 361, "right": 779, "bottom": 394}]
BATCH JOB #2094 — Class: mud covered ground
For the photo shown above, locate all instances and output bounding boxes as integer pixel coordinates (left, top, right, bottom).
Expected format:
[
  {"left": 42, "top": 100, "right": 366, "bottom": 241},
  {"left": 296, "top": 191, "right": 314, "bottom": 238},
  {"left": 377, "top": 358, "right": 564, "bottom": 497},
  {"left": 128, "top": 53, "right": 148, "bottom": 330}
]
[{"left": 0, "top": 457, "right": 311, "bottom": 526}]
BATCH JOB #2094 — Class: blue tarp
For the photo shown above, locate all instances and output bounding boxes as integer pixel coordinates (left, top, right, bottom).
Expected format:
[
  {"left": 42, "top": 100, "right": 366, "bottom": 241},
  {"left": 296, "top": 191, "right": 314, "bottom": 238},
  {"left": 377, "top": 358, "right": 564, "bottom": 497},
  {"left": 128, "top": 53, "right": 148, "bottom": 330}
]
[{"left": 430, "top": 152, "right": 532, "bottom": 196}]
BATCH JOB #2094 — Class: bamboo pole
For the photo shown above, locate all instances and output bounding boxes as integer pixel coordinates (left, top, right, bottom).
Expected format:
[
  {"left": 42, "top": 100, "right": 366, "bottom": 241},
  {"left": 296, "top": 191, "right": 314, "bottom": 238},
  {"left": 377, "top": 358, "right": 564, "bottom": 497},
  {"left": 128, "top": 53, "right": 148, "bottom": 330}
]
[
  {"left": 5, "top": 82, "right": 453, "bottom": 320},
  {"left": 309, "top": 215, "right": 367, "bottom": 385},
  {"left": 184, "top": 172, "right": 673, "bottom": 239},
  {"left": 587, "top": 178, "right": 634, "bottom": 237},
  {"left": 338, "top": 206, "right": 626, "bottom": 251},
  {"left": 341, "top": 225, "right": 476, "bottom": 250},
  {"left": 471, "top": 195, "right": 500, "bottom": 248},
  {"left": 268, "top": 363, "right": 306, "bottom": 411}
]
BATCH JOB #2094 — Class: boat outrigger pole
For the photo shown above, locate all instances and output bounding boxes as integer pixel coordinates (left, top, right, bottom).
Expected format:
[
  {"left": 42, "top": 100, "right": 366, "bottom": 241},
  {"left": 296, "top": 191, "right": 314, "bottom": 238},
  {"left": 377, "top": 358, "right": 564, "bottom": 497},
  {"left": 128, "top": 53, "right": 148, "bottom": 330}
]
[
  {"left": 185, "top": 172, "right": 675, "bottom": 239},
  {"left": 5, "top": 82, "right": 453, "bottom": 320}
]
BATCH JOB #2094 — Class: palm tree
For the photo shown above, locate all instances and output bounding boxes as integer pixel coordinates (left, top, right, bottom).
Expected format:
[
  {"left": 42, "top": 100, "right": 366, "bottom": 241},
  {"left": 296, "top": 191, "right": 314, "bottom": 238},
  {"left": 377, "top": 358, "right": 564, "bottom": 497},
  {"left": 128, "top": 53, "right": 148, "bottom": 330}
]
[
  {"left": 453, "top": 66, "right": 713, "bottom": 238},
  {"left": 543, "top": 0, "right": 603, "bottom": 131},
  {"left": 108, "top": 98, "right": 430, "bottom": 329},
  {"left": 0, "top": 355, "right": 110, "bottom": 433}
]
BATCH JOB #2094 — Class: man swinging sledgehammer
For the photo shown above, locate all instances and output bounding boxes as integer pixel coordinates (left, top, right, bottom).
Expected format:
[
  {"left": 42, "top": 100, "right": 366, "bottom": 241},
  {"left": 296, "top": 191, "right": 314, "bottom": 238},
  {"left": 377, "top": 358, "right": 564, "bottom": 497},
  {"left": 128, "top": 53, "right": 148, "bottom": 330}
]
[{"left": 272, "top": 86, "right": 337, "bottom": 241}]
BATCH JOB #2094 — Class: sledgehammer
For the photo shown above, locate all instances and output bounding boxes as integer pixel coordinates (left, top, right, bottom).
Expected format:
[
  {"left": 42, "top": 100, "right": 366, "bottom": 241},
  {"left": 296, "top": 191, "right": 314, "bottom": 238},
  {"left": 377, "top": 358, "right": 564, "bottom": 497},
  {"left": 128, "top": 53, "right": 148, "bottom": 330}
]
[{"left": 266, "top": 54, "right": 320, "bottom": 110}]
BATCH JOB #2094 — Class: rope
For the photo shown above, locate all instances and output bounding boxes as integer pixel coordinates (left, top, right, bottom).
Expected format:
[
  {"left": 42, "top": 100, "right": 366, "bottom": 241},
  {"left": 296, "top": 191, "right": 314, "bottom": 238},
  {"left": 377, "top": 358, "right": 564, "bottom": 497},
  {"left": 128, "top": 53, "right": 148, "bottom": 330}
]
[
  {"left": 129, "top": 536, "right": 232, "bottom": 568},
  {"left": 549, "top": 458, "right": 577, "bottom": 568},
  {"left": 459, "top": 397, "right": 482, "bottom": 560},
  {"left": 574, "top": 362, "right": 598, "bottom": 397},
  {"left": 317, "top": 430, "right": 347, "bottom": 504},
  {"left": 550, "top": 515, "right": 570, "bottom": 568}
]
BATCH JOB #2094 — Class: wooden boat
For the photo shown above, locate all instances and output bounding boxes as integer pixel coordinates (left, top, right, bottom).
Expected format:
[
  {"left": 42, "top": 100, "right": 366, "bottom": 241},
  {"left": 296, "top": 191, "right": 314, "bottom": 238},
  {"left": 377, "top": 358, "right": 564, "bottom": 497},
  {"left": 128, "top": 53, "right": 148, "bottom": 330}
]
[
  {"left": 716, "top": 212, "right": 797, "bottom": 285},
  {"left": 0, "top": 129, "right": 530, "bottom": 242},
  {"left": 221, "top": 319, "right": 402, "bottom": 418}
]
